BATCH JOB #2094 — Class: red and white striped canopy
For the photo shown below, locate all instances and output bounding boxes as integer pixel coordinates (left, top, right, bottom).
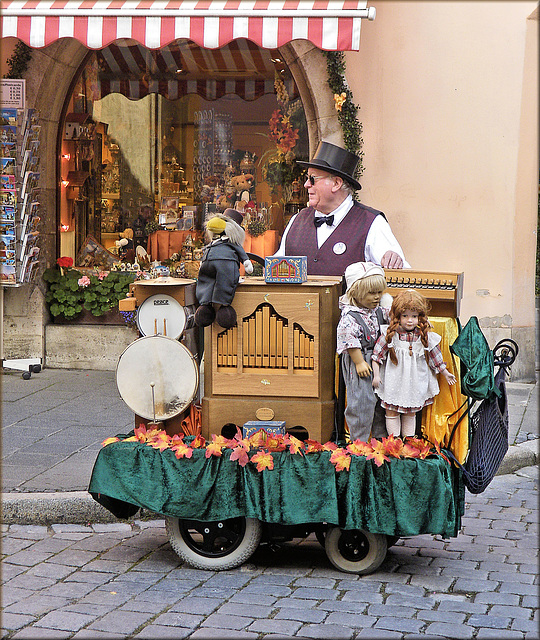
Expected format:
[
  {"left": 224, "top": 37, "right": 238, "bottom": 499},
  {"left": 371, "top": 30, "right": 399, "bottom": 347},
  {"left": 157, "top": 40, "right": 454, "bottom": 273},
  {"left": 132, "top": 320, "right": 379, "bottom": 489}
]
[
  {"left": 95, "top": 39, "right": 300, "bottom": 101},
  {"left": 0, "top": 0, "right": 375, "bottom": 51}
]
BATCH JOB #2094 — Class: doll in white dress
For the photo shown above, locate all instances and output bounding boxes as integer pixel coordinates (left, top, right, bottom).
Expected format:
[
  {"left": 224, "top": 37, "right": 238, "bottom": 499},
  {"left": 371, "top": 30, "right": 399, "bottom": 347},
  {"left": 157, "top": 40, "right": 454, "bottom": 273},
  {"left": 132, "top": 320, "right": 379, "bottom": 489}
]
[{"left": 371, "top": 289, "right": 456, "bottom": 438}]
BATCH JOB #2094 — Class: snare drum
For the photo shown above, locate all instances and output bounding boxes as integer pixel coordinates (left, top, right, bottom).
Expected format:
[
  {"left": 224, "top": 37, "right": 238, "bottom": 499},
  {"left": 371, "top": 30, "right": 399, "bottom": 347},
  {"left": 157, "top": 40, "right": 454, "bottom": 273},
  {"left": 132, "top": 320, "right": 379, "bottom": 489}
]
[
  {"left": 136, "top": 293, "right": 186, "bottom": 340},
  {"left": 116, "top": 335, "right": 199, "bottom": 421}
]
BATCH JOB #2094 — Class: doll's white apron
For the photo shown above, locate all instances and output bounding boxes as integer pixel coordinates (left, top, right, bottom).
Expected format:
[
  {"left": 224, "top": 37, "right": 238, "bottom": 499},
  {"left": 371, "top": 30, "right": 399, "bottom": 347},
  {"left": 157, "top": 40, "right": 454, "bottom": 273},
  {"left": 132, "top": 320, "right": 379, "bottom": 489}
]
[{"left": 375, "top": 330, "right": 441, "bottom": 412}]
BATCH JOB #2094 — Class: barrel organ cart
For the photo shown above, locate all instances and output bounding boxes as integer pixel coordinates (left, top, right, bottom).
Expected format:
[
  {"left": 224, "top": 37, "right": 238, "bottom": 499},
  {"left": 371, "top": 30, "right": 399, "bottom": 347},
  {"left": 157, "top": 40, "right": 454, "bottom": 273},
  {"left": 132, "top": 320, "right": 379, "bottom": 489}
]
[{"left": 90, "top": 268, "right": 468, "bottom": 575}]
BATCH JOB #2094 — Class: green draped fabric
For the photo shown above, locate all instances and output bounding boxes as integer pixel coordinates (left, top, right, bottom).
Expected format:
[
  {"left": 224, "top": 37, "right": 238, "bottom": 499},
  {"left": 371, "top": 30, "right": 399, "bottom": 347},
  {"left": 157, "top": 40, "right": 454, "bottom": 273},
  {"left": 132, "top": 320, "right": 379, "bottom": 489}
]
[{"left": 89, "top": 438, "right": 464, "bottom": 539}]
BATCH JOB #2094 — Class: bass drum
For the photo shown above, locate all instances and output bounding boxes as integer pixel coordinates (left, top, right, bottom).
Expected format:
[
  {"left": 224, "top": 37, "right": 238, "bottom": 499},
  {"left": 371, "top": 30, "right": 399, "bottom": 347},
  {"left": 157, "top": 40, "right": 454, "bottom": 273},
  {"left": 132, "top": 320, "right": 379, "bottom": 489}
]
[
  {"left": 136, "top": 293, "right": 186, "bottom": 340},
  {"left": 116, "top": 335, "right": 199, "bottom": 421}
]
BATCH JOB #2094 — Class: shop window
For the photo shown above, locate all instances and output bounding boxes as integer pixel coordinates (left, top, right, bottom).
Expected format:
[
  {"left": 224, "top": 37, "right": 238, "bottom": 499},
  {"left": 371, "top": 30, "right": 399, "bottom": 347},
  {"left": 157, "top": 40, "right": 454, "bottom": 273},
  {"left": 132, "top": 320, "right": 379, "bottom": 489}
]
[{"left": 59, "top": 39, "right": 308, "bottom": 265}]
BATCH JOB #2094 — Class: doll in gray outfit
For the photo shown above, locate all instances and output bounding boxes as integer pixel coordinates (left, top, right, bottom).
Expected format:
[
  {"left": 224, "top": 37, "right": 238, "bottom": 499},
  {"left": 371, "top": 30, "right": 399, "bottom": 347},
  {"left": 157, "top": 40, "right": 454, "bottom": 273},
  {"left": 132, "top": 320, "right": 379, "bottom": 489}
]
[{"left": 336, "top": 262, "right": 391, "bottom": 442}]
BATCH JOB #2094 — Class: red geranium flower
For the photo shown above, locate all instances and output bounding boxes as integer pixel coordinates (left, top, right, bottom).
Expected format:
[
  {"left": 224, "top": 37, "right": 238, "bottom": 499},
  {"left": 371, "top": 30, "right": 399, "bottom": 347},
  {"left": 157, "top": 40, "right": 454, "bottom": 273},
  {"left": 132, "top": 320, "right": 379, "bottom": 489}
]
[{"left": 57, "top": 257, "right": 73, "bottom": 268}]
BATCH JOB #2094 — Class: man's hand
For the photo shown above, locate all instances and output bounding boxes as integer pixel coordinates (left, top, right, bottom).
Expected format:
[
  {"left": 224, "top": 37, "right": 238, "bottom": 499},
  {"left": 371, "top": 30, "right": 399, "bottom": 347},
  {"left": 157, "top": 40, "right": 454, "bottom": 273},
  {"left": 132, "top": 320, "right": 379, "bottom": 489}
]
[{"left": 380, "top": 250, "right": 404, "bottom": 269}]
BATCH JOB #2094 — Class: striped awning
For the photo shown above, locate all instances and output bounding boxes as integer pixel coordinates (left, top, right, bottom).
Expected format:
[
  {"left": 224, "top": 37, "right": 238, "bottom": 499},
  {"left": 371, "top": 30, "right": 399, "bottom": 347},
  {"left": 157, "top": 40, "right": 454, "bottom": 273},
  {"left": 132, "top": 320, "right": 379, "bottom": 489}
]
[
  {"left": 0, "top": 0, "right": 376, "bottom": 51},
  {"left": 95, "top": 39, "right": 299, "bottom": 101}
]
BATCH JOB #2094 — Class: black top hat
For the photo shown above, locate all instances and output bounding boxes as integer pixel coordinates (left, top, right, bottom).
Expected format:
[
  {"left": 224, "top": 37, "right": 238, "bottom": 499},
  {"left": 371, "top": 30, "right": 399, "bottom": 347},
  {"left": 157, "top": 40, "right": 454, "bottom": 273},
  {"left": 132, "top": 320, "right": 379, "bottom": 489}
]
[{"left": 297, "top": 141, "right": 361, "bottom": 191}]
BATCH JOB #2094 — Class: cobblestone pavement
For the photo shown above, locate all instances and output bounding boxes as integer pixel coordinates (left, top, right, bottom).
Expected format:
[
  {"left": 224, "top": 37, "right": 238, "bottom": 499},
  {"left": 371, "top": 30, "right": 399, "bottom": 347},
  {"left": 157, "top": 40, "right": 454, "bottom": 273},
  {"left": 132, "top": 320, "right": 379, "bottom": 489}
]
[{"left": 2, "top": 467, "right": 537, "bottom": 640}]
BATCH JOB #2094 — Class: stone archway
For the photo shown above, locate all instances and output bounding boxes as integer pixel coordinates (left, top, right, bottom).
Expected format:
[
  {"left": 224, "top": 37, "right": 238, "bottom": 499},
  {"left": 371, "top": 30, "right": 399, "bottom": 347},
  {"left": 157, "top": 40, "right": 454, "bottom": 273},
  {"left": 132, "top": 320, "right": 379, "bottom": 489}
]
[{"left": 30, "top": 39, "right": 344, "bottom": 270}]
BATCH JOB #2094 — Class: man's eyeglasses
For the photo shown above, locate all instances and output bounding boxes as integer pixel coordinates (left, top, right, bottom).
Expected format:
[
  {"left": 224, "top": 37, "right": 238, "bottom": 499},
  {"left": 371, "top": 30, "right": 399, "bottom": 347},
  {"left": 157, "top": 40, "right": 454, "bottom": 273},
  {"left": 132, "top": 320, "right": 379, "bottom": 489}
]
[{"left": 303, "top": 173, "right": 327, "bottom": 186}]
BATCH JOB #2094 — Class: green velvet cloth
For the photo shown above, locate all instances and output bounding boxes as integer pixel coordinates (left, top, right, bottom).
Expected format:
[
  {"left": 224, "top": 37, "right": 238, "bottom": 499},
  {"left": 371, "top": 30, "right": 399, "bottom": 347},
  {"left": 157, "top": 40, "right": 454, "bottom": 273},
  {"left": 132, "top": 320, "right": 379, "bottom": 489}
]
[{"left": 89, "top": 438, "right": 464, "bottom": 538}]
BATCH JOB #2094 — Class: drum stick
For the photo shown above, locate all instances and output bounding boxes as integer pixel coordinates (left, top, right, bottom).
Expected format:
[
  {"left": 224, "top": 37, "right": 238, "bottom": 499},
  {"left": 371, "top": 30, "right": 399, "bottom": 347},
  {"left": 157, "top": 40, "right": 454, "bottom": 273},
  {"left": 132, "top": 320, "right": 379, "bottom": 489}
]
[
  {"left": 150, "top": 382, "right": 156, "bottom": 423},
  {"left": 163, "top": 318, "right": 167, "bottom": 336},
  {"left": 154, "top": 318, "right": 157, "bottom": 335}
]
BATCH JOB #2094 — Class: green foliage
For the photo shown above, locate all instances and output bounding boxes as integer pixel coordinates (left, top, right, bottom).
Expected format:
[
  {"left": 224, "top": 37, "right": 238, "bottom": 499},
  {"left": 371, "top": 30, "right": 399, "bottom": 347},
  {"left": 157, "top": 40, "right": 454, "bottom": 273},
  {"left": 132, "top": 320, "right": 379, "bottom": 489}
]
[
  {"left": 43, "top": 267, "right": 135, "bottom": 320},
  {"left": 3, "top": 42, "right": 32, "bottom": 79},
  {"left": 324, "top": 51, "right": 364, "bottom": 180},
  {"left": 246, "top": 218, "right": 268, "bottom": 238}
]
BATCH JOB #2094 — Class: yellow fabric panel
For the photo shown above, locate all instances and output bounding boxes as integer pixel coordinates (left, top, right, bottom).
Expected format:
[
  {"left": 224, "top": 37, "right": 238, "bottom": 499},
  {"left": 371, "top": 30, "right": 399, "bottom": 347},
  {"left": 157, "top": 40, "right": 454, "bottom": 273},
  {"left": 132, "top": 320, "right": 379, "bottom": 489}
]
[{"left": 421, "top": 317, "right": 468, "bottom": 463}]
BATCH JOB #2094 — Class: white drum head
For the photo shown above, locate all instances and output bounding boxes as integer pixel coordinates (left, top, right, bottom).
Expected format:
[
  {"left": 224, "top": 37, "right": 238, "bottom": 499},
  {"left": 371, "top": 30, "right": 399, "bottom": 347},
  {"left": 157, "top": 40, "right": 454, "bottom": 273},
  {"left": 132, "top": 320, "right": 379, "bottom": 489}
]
[
  {"left": 116, "top": 335, "right": 199, "bottom": 421},
  {"left": 136, "top": 293, "right": 186, "bottom": 340}
]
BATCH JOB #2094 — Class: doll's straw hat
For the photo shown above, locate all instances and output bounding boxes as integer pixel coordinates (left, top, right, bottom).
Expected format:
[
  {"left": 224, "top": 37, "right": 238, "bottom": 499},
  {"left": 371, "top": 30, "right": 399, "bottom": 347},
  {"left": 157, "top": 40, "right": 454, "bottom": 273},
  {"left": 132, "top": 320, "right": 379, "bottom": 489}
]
[{"left": 345, "top": 261, "right": 385, "bottom": 293}]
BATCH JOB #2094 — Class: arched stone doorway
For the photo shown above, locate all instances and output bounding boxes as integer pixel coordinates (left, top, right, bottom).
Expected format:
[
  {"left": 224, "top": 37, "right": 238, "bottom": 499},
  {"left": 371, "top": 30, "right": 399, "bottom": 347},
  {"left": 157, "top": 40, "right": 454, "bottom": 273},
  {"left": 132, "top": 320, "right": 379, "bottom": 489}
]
[{"left": 28, "top": 38, "right": 345, "bottom": 266}]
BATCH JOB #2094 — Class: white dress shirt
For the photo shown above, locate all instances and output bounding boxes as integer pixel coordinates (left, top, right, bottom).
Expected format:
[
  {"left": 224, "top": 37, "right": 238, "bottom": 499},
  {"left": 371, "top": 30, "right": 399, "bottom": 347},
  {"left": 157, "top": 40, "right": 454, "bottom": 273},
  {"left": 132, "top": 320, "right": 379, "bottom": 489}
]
[{"left": 274, "top": 195, "right": 410, "bottom": 268}]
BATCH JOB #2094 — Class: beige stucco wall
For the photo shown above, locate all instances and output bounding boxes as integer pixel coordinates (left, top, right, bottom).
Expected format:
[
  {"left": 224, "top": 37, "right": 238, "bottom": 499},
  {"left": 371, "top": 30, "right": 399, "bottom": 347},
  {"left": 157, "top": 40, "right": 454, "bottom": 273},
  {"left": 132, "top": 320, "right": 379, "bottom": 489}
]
[
  {"left": 348, "top": 1, "right": 538, "bottom": 380},
  {"left": 1, "top": 3, "right": 538, "bottom": 379}
]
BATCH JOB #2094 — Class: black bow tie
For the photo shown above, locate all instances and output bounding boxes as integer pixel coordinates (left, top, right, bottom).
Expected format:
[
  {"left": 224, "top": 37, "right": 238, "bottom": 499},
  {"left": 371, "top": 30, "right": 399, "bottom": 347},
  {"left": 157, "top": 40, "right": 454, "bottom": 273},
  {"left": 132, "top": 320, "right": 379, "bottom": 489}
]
[{"left": 314, "top": 215, "right": 334, "bottom": 227}]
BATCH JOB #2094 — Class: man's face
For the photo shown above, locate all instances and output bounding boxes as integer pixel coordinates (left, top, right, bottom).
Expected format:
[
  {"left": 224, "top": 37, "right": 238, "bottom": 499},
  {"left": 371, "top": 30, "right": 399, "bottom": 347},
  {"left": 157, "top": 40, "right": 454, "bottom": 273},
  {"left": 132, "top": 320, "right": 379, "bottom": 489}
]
[{"left": 303, "top": 170, "right": 342, "bottom": 214}]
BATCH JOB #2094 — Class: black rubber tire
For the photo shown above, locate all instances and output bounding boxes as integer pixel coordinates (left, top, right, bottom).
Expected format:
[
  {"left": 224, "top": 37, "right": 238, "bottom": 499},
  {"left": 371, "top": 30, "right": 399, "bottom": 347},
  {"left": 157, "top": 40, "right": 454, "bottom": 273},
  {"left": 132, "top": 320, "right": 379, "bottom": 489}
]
[
  {"left": 325, "top": 526, "right": 387, "bottom": 574},
  {"left": 165, "top": 516, "right": 262, "bottom": 571}
]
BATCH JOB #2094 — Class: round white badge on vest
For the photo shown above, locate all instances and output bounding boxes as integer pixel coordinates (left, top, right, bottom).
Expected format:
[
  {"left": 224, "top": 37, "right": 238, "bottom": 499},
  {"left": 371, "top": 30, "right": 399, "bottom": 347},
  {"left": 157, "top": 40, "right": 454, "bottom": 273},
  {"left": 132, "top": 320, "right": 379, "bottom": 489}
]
[{"left": 333, "top": 242, "right": 346, "bottom": 255}]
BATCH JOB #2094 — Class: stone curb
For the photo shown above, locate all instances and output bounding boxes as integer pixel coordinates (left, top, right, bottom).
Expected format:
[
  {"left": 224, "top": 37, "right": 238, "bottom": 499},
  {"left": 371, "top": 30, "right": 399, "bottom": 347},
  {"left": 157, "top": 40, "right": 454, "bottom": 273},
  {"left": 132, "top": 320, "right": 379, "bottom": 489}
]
[{"left": 1, "top": 442, "right": 537, "bottom": 526}]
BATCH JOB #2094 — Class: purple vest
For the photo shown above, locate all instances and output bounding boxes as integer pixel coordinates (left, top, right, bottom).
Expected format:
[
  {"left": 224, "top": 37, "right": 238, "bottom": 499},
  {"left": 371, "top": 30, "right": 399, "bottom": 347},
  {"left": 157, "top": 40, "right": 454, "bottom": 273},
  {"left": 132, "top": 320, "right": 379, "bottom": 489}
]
[{"left": 284, "top": 201, "right": 380, "bottom": 276}]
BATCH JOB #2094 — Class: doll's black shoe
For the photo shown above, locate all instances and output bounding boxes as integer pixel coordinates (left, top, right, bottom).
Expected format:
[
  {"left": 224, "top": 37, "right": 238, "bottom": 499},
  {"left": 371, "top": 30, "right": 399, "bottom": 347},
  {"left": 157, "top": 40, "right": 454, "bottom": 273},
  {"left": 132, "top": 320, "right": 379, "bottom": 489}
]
[
  {"left": 194, "top": 304, "right": 216, "bottom": 327},
  {"left": 216, "top": 305, "right": 237, "bottom": 329}
]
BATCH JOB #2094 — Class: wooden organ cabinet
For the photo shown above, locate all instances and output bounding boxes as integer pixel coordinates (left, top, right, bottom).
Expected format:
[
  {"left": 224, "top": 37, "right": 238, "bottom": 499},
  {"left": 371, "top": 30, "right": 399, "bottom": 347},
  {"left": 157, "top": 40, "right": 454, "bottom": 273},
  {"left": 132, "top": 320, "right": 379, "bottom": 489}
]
[
  {"left": 202, "top": 276, "right": 343, "bottom": 442},
  {"left": 383, "top": 269, "right": 464, "bottom": 318}
]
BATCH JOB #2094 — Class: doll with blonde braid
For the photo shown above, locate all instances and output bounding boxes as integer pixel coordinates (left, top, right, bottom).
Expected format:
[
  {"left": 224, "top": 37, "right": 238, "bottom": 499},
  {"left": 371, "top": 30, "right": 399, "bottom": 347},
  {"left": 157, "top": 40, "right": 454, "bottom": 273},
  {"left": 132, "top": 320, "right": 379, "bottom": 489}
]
[{"left": 371, "top": 289, "right": 456, "bottom": 438}]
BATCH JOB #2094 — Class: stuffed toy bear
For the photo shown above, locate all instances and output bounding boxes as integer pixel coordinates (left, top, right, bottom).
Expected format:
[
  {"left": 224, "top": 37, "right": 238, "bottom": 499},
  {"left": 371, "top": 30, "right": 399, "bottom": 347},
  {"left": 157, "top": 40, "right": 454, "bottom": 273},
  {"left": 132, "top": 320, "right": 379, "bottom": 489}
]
[
  {"left": 195, "top": 208, "right": 253, "bottom": 329},
  {"left": 115, "top": 228, "right": 135, "bottom": 262},
  {"left": 230, "top": 174, "right": 254, "bottom": 211}
]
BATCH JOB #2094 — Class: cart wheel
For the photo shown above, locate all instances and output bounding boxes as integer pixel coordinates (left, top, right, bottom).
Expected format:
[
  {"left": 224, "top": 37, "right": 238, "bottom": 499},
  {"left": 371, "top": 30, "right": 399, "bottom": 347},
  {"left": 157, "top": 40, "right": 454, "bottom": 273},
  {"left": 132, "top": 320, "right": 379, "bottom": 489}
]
[
  {"left": 22, "top": 371, "right": 31, "bottom": 380},
  {"left": 165, "top": 516, "right": 262, "bottom": 571},
  {"left": 325, "top": 527, "right": 387, "bottom": 574}
]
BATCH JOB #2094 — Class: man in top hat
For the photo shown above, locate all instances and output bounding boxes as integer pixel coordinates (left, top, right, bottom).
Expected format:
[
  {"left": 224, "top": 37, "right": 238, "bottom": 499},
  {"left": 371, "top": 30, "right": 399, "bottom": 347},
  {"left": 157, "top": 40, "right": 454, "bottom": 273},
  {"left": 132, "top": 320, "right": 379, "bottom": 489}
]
[{"left": 273, "top": 141, "right": 409, "bottom": 276}]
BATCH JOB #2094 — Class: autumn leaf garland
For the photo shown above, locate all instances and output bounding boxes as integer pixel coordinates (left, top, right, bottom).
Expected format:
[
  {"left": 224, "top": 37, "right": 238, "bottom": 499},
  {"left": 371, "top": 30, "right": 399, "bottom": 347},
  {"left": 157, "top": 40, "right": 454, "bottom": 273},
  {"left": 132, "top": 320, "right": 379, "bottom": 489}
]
[{"left": 102, "top": 425, "right": 447, "bottom": 473}]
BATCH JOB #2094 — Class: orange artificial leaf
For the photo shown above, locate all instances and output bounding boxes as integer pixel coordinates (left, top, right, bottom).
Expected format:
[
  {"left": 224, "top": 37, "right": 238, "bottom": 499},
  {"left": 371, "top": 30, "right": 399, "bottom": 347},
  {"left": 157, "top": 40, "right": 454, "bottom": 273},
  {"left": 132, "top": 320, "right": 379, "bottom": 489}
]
[
  {"left": 367, "top": 438, "right": 390, "bottom": 467},
  {"left": 210, "top": 434, "right": 229, "bottom": 448},
  {"left": 133, "top": 423, "right": 149, "bottom": 442},
  {"left": 404, "top": 437, "right": 432, "bottom": 459},
  {"left": 381, "top": 434, "right": 404, "bottom": 458},
  {"left": 102, "top": 437, "right": 120, "bottom": 447},
  {"left": 171, "top": 440, "right": 193, "bottom": 459},
  {"left": 402, "top": 443, "right": 421, "bottom": 458},
  {"left": 123, "top": 436, "right": 138, "bottom": 442},
  {"left": 191, "top": 434, "right": 206, "bottom": 449},
  {"left": 305, "top": 439, "right": 325, "bottom": 454},
  {"left": 347, "top": 440, "right": 372, "bottom": 457},
  {"left": 330, "top": 448, "right": 351, "bottom": 472},
  {"left": 205, "top": 441, "right": 224, "bottom": 458},
  {"left": 265, "top": 435, "right": 286, "bottom": 452},
  {"left": 148, "top": 431, "right": 171, "bottom": 452},
  {"left": 251, "top": 450, "right": 274, "bottom": 472},
  {"left": 284, "top": 434, "right": 304, "bottom": 456},
  {"left": 229, "top": 444, "right": 250, "bottom": 467},
  {"left": 323, "top": 441, "right": 338, "bottom": 451},
  {"left": 248, "top": 430, "right": 267, "bottom": 449}
]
